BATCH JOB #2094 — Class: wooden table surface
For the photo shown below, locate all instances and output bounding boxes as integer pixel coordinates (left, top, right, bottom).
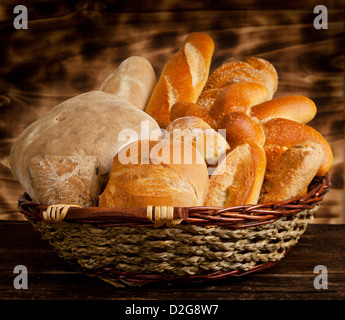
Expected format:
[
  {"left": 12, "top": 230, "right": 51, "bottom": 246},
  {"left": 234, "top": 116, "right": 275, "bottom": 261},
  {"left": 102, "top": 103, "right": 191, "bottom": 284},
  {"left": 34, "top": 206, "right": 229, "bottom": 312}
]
[{"left": 1, "top": 221, "right": 344, "bottom": 301}]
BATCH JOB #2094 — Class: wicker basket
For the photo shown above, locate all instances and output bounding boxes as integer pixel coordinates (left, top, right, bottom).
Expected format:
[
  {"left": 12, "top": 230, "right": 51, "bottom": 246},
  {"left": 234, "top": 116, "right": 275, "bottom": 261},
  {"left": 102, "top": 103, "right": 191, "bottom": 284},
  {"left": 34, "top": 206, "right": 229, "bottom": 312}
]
[{"left": 18, "top": 175, "right": 330, "bottom": 287}]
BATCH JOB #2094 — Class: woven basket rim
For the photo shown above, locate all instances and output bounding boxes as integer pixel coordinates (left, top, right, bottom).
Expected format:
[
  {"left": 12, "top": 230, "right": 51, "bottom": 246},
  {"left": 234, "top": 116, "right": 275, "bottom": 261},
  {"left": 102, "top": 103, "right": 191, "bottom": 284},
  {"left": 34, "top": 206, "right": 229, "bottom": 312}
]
[{"left": 18, "top": 175, "right": 330, "bottom": 229}]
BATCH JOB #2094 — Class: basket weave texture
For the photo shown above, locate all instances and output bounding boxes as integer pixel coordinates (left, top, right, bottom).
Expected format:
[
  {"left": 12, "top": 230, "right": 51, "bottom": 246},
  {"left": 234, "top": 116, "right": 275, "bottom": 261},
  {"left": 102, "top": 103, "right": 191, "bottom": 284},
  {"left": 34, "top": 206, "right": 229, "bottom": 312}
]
[{"left": 18, "top": 175, "right": 330, "bottom": 287}]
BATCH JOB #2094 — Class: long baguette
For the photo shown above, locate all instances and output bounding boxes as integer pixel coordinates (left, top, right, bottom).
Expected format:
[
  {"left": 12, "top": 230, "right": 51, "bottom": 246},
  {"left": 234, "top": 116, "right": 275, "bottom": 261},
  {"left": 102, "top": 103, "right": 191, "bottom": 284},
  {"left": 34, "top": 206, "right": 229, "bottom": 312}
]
[{"left": 145, "top": 33, "right": 214, "bottom": 128}]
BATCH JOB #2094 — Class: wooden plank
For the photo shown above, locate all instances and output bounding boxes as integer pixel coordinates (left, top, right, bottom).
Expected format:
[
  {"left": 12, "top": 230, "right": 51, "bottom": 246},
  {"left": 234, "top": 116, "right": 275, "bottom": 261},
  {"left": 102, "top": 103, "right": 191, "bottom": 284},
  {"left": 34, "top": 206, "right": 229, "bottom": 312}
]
[
  {"left": 0, "top": 221, "right": 344, "bottom": 300},
  {"left": 0, "top": 1, "right": 344, "bottom": 222}
]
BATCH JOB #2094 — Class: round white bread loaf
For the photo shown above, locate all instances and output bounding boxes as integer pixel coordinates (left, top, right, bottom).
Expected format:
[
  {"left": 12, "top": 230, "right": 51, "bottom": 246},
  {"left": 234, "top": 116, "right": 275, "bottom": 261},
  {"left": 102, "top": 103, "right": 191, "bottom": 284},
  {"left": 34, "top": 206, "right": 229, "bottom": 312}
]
[
  {"left": 99, "top": 139, "right": 209, "bottom": 208},
  {"left": 10, "top": 91, "right": 160, "bottom": 201}
]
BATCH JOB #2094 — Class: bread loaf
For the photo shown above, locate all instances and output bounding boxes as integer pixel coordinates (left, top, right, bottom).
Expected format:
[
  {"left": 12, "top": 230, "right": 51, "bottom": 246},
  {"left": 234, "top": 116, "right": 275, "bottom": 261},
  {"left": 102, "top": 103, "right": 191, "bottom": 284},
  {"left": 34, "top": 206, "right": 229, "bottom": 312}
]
[
  {"left": 10, "top": 91, "right": 160, "bottom": 201},
  {"left": 263, "top": 118, "right": 333, "bottom": 177},
  {"left": 204, "top": 143, "right": 266, "bottom": 207},
  {"left": 28, "top": 155, "right": 101, "bottom": 206},
  {"left": 259, "top": 141, "right": 324, "bottom": 203},
  {"left": 99, "top": 140, "right": 209, "bottom": 207},
  {"left": 163, "top": 116, "right": 229, "bottom": 165},
  {"left": 100, "top": 56, "right": 157, "bottom": 111},
  {"left": 145, "top": 33, "right": 214, "bottom": 128},
  {"left": 250, "top": 95, "right": 317, "bottom": 124}
]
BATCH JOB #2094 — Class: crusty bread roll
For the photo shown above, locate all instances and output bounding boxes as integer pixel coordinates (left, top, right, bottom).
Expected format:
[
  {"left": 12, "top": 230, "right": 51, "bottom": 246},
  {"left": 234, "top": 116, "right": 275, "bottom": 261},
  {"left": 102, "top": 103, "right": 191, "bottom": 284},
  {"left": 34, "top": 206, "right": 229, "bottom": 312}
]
[
  {"left": 145, "top": 33, "right": 214, "bottom": 128},
  {"left": 100, "top": 56, "right": 157, "bottom": 111},
  {"left": 10, "top": 91, "right": 160, "bottom": 201},
  {"left": 197, "top": 57, "right": 278, "bottom": 112},
  {"left": 170, "top": 101, "right": 219, "bottom": 129},
  {"left": 163, "top": 116, "right": 229, "bottom": 165},
  {"left": 263, "top": 118, "right": 333, "bottom": 177},
  {"left": 219, "top": 112, "right": 266, "bottom": 148},
  {"left": 204, "top": 143, "right": 266, "bottom": 207},
  {"left": 250, "top": 95, "right": 317, "bottom": 124},
  {"left": 99, "top": 140, "right": 209, "bottom": 207},
  {"left": 209, "top": 82, "right": 269, "bottom": 124},
  {"left": 28, "top": 155, "right": 101, "bottom": 206},
  {"left": 259, "top": 141, "right": 324, "bottom": 203}
]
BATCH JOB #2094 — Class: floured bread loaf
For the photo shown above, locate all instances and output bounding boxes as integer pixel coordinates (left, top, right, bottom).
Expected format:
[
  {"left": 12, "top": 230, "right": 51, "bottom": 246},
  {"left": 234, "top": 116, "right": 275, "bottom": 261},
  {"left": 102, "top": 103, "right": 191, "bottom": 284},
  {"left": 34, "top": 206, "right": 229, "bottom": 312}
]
[
  {"left": 10, "top": 91, "right": 160, "bottom": 202},
  {"left": 28, "top": 155, "right": 101, "bottom": 206},
  {"left": 100, "top": 56, "right": 157, "bottom": 111}
]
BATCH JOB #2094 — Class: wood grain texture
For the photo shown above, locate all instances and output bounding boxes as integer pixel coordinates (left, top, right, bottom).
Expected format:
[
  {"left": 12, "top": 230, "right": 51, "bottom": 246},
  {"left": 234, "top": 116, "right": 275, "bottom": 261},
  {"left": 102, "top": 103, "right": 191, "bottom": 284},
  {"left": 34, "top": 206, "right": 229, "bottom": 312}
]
[
  {"left": 0, "top": 0, "right": 344, "bottom": 222},
  {"left": 0, "top": 222, "right": 344, "bottom": 300}
]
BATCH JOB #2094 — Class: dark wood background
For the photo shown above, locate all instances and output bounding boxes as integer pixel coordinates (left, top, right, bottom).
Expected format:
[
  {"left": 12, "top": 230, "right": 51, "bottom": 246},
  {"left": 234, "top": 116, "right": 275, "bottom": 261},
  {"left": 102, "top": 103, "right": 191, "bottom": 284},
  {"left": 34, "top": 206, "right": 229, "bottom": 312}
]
[{"left": 0, "top": 0, "right": 344, "bottom": 223}]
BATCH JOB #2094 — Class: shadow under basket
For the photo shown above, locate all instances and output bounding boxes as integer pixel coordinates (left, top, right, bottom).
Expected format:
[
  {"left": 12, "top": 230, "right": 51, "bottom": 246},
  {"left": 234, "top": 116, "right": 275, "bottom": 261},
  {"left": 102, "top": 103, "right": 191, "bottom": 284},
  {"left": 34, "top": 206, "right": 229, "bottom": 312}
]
[{"left": 18, "top": 175, "right": 330, "bottom": 287}]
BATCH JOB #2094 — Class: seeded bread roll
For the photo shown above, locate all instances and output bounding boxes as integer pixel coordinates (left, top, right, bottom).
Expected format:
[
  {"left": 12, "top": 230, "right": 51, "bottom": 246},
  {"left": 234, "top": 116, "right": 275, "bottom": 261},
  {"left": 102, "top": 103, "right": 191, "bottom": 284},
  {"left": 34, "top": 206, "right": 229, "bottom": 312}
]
[
  {"left": 197, "top": 57, "right": 278, "bottom": 112},
  {"left": 145, "top": 33, "right": 214, "bottom": 128},
  {"left": 99, "top": 140, "right": 209, "bottom": 208},
  {"left": 100, "top": 56, "right": 157, "bottom": 111},
  {"left": 28, "top": 155, "right": 101, "bottom": 206},
  {"left": 259, "top": 140, "right": 324, "bottom": 203}
]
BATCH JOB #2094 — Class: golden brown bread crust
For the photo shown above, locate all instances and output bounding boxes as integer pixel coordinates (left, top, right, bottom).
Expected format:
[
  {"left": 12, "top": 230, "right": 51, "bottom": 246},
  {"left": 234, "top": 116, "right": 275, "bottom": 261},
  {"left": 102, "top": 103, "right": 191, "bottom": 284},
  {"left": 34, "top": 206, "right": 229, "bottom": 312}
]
[
  {"left": 197, "top": 57, "right": 278, "bottom": 112},
  {"left": 218, "top": 112, "right": 266, "bottom": 148},
  {"left": 163, "top": 116, "right": 229, "bottom": 165},
  {"left": 250, "top": 95, "right": 317, "bottom": 124},
  {"left": 204, "top": 142, "right": 266, "bottom": 206},
  {"left": 259, "top": 140, "right": 324, "bottom": 203},
  {"left": 99, "top": 140, "right": 209, "bottom": 208},
  {"left": 170, "top": 101, "right": 219, "bottom": 129},
  {"left": 263, "top": 118, "right": 333, "bottom": 177},
  {"left": 204, "top": 144, "right": 254, "bottom": 207},
  {"left": 145, "top": 33, "right": 214, "bottom": 128},
  {"left": 209, "top": 82, "right": 270, "bottom": 124}
]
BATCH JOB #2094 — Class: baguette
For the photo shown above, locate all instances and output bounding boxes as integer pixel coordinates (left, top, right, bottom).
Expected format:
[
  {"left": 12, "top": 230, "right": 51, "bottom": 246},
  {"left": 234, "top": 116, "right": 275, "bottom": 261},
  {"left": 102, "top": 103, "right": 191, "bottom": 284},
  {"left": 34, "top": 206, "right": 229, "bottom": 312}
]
[
  {"left": 259, "top": 140, "right": 324, "bottom": 203},
  {"left": 145, "top": 33, "right": 214, "bottom": 128},
  {"left": 100, "top": 56, "right": 157, "bottom": 111}
]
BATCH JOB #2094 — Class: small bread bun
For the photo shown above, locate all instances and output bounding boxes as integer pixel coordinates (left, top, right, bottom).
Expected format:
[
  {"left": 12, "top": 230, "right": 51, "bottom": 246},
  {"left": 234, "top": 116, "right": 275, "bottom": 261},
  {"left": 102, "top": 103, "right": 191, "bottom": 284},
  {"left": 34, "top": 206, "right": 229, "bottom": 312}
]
[
  {"left": 250, "top": 95, "right": 317, "bottom": 124},
  {"left": 209, "top": 81, "right": 270, "bottom": 124},
  {"left": 169, "top": 101, "right": 218, "bottom": 129},
  {"left": 263, "top": 118, "right": 333, "bottom": 177},
  {"left": 99, "top": 140, "right": 209, "bottom": 208},
  {"left": 259, "top": 140, "right": 324, "bottom": 203},
  {"left": 218, "top": 112, "right": 266, "bottom": 148},
  {"left": 163, "top": 116, "right": 229, "bottom": 165}
]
